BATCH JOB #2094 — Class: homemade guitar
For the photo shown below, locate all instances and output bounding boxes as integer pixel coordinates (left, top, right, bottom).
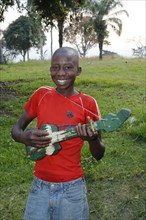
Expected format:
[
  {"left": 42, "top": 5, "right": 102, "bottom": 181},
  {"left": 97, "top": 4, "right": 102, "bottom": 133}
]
[{"left": 25, "top": 108, "right": 131, "bottom": 161}]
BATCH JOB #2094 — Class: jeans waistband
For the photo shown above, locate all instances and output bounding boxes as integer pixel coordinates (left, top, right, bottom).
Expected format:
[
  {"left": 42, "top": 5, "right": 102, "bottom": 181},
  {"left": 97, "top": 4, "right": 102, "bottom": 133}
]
[{"left": 33, "top": 176, "right": 85, "bottom": 191}]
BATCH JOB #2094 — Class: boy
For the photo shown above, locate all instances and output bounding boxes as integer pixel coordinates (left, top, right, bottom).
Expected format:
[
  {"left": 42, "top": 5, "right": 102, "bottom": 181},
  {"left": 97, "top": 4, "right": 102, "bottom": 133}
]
[{"left": 12, "top": 47, "right": 105, "bottom": 220}]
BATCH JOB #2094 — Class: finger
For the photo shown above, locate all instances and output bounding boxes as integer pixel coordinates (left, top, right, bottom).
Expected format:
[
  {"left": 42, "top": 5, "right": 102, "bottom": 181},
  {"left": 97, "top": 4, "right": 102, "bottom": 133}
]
[
  {"left": 34, "top": 140, "right": 52, "bottom": 148},
  {"left": 39, "top": 135, "right": 52, "bottom": 141},
  {"left": 34, "top": 138, "right": 52, "bottom": 145},
  {"left": 34, "top": 144, "right": 49, "bottom": 148},
  {"left": 28, "top": 129, "right": 49, "bottom": 139},
  {"left": 76, "top": 123, "right": 84, "bottom": 136},
  {"left": 76, "top": 124, "right": 88, "bottom": 137},
  {"left": 31, "top": 129, "right": 52, "bottom": 141},
  {"left": 35, "top": 129, "right": 50, "bottom": 137},
  {"left": 81, "top": 124, "right": 88, "bottom": 136},
  {"left": 87, "top": 116, "right": 91, "bottom": 123},
  {"left": 86, "top": 127, "right": 93, "bottom": 137}
]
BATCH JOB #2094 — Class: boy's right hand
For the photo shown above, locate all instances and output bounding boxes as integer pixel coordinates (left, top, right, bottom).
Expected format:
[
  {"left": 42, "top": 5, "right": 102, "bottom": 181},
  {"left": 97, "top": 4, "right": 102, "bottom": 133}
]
[{"left": 23, "top": 128, "right": 52, "bottom": 148}]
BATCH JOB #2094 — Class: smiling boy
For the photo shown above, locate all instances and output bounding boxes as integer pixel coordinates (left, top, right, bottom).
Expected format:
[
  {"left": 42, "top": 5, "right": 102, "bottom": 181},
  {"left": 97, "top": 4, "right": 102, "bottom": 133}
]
[{"left": 12, "top": 47, "right": 105, "bottom": 220}]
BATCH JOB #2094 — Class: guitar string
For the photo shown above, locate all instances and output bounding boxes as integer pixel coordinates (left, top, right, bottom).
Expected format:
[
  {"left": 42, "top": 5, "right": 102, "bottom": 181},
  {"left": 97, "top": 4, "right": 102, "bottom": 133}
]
[
  {"left": 56, "top": 90, "right": 101, "bottom": 119},
  {"left": 58, "top": 94, "right": 118, "bottom": 122}
]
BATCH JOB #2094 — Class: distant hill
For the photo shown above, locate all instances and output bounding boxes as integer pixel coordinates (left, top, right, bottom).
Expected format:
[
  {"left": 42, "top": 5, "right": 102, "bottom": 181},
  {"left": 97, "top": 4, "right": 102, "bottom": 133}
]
[{"left": 102, "top": 50, "right": 118, "bottom": 56}]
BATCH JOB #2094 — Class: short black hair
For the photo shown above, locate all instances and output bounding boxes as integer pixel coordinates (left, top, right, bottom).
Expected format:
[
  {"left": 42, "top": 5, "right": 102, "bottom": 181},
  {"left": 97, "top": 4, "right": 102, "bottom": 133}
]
[{"left": 52, "top": 47, "right": 79, "bottom": 64}]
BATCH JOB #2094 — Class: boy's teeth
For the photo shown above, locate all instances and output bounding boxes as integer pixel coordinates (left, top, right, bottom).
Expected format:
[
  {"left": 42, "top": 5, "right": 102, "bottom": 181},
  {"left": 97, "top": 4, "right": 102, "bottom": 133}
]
[
  {"left": 57, "top": 80, "right": 67, "bottom": 84},
  {"left": 58, "top": 80, "right": 65, "bottom": 82}
]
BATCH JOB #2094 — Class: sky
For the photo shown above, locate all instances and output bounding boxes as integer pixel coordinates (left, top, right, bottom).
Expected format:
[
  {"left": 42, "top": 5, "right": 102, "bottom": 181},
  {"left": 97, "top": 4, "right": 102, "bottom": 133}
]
[{"left": 1, "top": 0, "right": 146, "bottom": 60}]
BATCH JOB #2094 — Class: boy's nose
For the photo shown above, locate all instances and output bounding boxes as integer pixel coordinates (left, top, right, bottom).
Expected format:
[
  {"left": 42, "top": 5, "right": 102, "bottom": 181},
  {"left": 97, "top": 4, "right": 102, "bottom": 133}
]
[{"left": 57, "top": 67, "right": 66, "bottom": 75}]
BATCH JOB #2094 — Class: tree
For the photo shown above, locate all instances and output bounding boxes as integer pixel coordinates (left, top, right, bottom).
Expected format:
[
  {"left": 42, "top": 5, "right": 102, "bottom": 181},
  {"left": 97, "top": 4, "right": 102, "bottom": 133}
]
[
  {"left": 30, "top": 0, "right": 86, "bottom": 47},
  {"left": 88, "top": 0, "right": 129, "bottom": 59},
  {"left": 0, "top": 29, "right": 6, "bottom": 63},
  {"left": 26, "top": 1, "right": 46, "bottom": 60},
  {"left": 64, "top": 16, "right": 98, "bottom": 57},
  {"left": 0, "top": 0, "right": 20, "bottom": 22},
  {"left": 3, "top": 15, "right": 46, "bottom": 61}
]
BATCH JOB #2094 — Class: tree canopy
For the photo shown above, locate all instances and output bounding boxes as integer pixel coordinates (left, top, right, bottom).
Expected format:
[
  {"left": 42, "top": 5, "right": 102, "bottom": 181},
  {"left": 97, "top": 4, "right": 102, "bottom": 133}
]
[
  {"left": 0, "top": 0, "right": 20, "bottom": 22},
  {"left": 29, "top": 0, "right": 86, "bottom": 47},
  {"left": 87, "top": 0, "right": 129, "bottom": 59},
  {"left": 64, "top": 16, "right": 98, "bottom": 57},
  {"left": 1, "top": 0, "right": 129, "bottom": 60},
  {"left": 3, "top": 15, "right": 46, "bottom": 61}
]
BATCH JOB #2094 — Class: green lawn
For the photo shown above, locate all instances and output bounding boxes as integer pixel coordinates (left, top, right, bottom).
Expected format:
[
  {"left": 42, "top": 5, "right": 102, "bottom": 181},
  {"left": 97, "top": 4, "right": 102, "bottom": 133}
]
[{"left": 0, "top": 56, "right": 145, "bottom": 220}]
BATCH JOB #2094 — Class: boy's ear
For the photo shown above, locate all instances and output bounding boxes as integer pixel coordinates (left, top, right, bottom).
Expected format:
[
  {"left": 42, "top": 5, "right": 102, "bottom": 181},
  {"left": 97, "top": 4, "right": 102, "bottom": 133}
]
[{"left": 77, "top": 67, "right": 82, "bottom": 76}]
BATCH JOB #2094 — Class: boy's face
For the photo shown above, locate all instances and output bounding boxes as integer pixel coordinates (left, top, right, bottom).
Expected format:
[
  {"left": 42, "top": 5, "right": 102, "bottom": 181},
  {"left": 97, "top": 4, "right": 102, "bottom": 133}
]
[{"left": 50, "top": 53, "right": 81, "bottom": 96}]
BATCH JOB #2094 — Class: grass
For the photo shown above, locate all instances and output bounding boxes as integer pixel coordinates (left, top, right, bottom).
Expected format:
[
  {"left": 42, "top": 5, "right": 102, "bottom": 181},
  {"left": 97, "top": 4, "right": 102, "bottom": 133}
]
[{"left": 0, "top": 56, "right": 145, "bottom": 220}]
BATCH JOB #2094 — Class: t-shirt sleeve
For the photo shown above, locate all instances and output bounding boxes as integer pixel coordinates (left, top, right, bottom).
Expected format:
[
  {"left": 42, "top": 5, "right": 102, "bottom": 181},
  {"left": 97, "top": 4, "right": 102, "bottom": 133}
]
[
  {"left": 83, "top": 96, "right": 101, "bottom": 123},
  {"left": 24, "top": 89, "right": 40, "bottom": 118}
]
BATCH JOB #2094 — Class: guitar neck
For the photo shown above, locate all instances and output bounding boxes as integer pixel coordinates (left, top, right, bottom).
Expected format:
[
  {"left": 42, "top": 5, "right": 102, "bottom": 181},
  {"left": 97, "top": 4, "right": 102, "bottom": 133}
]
[
  {"left": 47, "top": 108, "right": 131, "bottom": 144},
  {"left": 51, "top": 121, "right": 101, "bottom": 144}
]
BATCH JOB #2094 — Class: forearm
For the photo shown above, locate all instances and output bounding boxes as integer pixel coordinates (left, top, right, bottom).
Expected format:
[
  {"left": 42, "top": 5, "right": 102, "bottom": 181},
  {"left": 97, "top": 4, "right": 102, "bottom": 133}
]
[
  {"left": 11, "top": 124, "right": 28, "bottom": 144},
  {"left": 11, "top": 111, "right": 33, "bottom": 144},
  {"left": 76, "top": 122, "right": 105, "bottom": 160},
  {"left": 11, "top": 111, "right": 51, "bottom": 148},
  {"left": 88, "top": 137, "right": 105, "bottom": 160}
]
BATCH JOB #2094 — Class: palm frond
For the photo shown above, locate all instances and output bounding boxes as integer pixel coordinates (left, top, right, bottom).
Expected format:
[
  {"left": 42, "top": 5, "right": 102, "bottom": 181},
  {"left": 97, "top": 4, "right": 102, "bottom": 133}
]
[
  {"left": 107, "top": 0, "right": 123, "bottom": 12},
  {"left": 101, "top": 0, "right": 123, "bottom": 14},
  {"left": 107, "top": 9, "right": 129, "bottom": 18},
  {"left": 106, "top": 17, "right": 122, "bottom": 36}
]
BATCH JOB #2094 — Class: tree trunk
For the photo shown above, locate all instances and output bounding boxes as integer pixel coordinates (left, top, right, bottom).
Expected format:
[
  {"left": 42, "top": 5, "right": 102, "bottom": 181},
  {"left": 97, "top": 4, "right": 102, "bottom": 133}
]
[
  {"left": 57, "top": 18, "right": 64, "bottom": 48},
  {"left": 27, "top": 50, "right": 29, "bottom": 61},
  {"left": 99, "top": 40, "right": 103, "bottom": 60},
  {"left": 0, "top": 46, "right": 6, "bottom": 64},
  {"left": 40, "top": 35, "right": 44, "bottom": 60},
  {"left": 23, "top": 51, "right": 26, "bottom": 62},
  {"left": 0, "top": 44, "right": 3, "bottom": 64},
  {"left": 50, "top": 25, "right": 53, "bottom": 56}
]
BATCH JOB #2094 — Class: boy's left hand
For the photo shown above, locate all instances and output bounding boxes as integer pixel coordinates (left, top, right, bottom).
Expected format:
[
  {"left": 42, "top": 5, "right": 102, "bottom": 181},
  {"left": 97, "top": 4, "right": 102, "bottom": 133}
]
[{"left": 76, "top": 121, "right": 98, "bottom": 141}]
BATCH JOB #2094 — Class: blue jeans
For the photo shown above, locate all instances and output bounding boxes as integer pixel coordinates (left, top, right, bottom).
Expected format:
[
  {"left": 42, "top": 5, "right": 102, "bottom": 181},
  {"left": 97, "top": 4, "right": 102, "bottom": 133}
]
[{"left": 24, "top": 176, "right": 89, "bottom": 220}]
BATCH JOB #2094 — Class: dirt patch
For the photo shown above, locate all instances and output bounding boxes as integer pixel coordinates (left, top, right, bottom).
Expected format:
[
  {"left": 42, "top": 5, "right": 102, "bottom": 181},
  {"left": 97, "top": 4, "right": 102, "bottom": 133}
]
[
  {"left": 0, "top": 81, "right": 18, "bottom": 117},
  {"left": 0, "top": 108, "right": 14, "bottom": 117},
  {"left": 0, "top": 81, "right": 18, "bottom": 101}
]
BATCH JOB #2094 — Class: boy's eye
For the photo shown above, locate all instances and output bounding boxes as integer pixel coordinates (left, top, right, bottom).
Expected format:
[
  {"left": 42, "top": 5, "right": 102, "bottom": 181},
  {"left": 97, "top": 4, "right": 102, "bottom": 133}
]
[
  {"left": 50, "top": 65, "right": 74, "bottom": 72},
  {"left": 64, "top": 66, "right": 74, "bottom": 71},
  {"left": 50, "top": 66, "right": 59, "bottom": 72}
]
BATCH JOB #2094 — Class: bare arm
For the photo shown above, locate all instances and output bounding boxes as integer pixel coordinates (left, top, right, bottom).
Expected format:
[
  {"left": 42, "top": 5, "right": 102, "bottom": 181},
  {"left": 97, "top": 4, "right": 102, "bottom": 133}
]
[
  {"left": 76, "top": 123, "right": 105, "bottom": 160},
  {"left": 88, "top": 131, "right": 105, "bottom": 160},
  {"left": 11, "top": 111, "right": 52, "bottom": 148}
]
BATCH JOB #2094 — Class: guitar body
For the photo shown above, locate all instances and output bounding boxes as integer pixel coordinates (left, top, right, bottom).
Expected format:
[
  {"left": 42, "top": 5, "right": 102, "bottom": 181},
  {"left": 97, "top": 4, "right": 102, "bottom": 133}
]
[
  {"left": 25, "top": 108, "right": 131, "bottom": 161},
  {"left": 25, "top": 125, "right": 62, "bottom": 161},
  {"left": 25, "top": 145, "right": 46, "bottom": 161},
  {"left": 26, "top": 142, "right": 61, "bottom": 161}
]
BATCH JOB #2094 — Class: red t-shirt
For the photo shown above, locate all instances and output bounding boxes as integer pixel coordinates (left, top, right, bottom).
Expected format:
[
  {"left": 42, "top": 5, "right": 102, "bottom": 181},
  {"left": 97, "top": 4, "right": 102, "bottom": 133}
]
[{"left": 24, "top": 86, "right": 101, "bottom": 182}]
